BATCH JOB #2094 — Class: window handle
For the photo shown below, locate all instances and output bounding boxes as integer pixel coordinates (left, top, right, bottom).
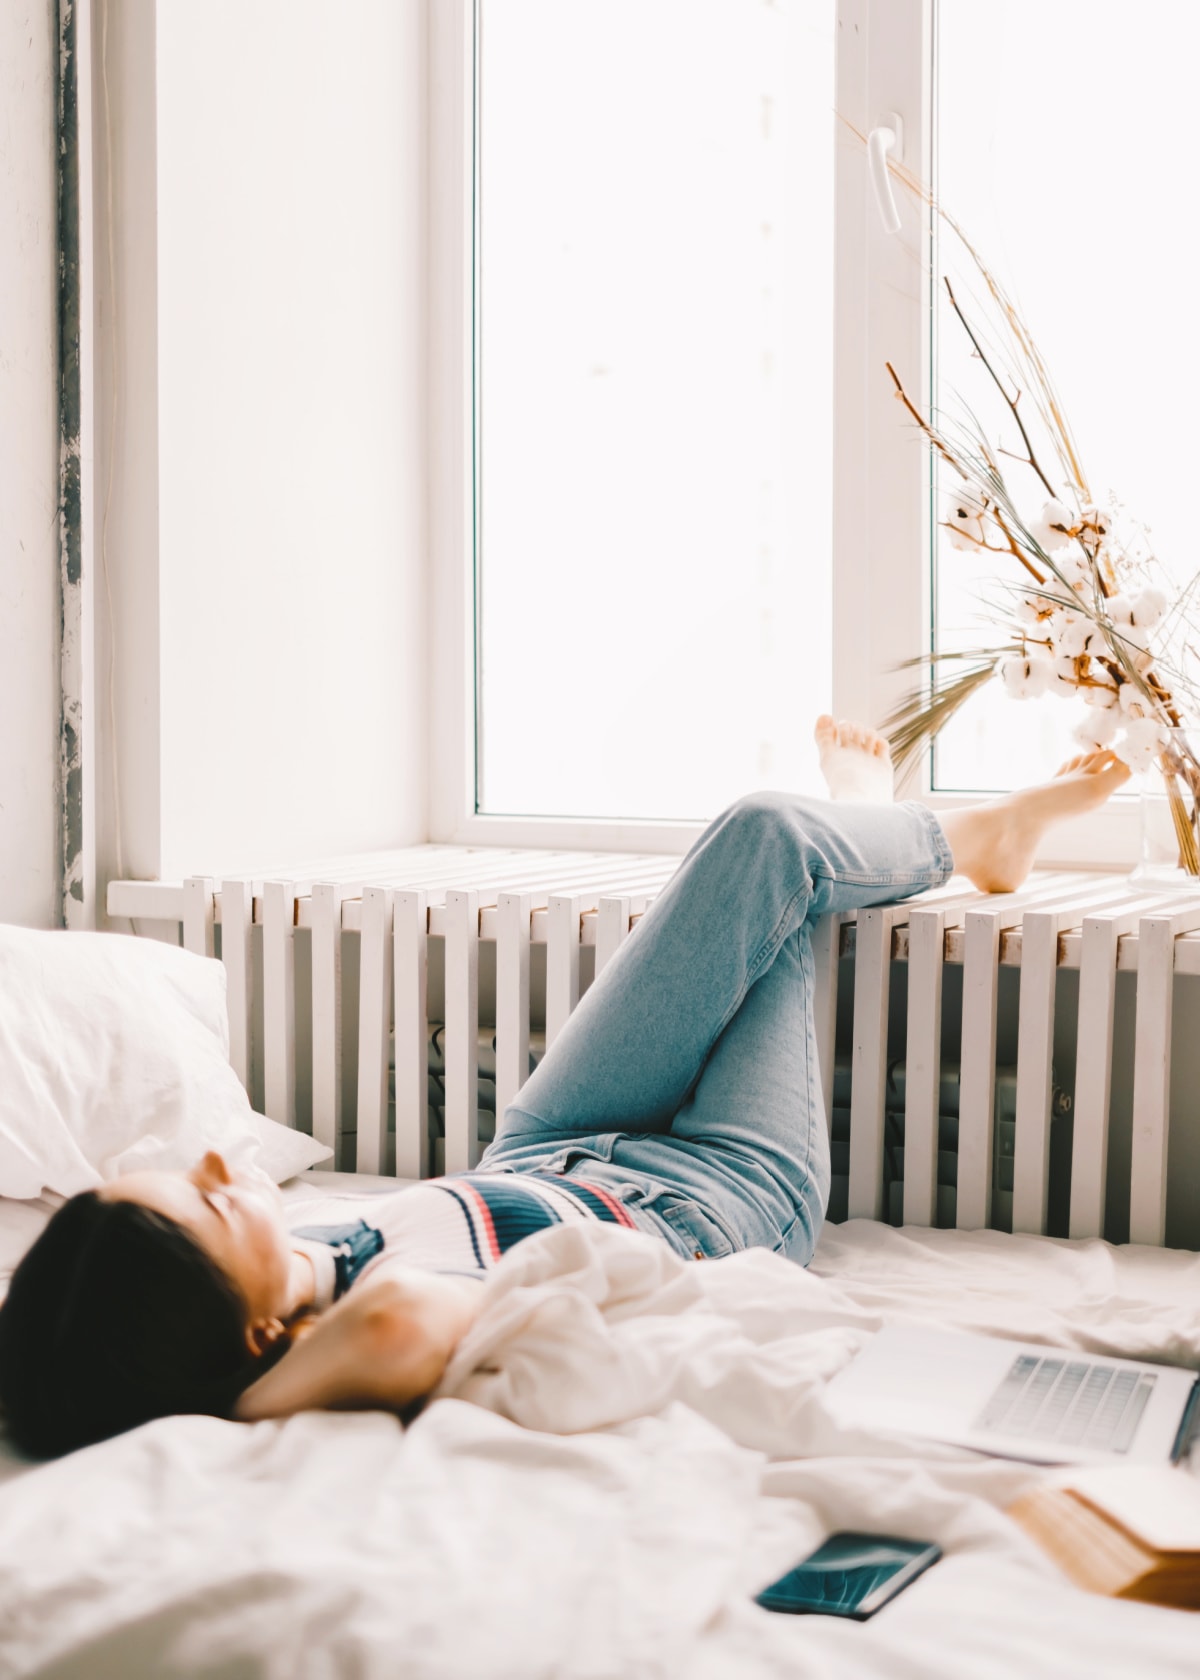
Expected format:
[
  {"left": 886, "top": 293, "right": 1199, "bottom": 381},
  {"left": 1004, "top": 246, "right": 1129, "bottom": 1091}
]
[{"left": 867, "top": 114, "right": 904, "bottom": 235}]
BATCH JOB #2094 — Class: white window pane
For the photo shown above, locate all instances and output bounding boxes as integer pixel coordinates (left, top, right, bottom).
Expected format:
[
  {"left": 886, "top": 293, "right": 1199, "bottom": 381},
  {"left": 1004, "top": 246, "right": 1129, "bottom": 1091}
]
[
  {"left": 933, "top": 0, "right": 1198, "bottom": 792},
  {"left": 476, "top": 0, "right": 834, "bottom": 821}
]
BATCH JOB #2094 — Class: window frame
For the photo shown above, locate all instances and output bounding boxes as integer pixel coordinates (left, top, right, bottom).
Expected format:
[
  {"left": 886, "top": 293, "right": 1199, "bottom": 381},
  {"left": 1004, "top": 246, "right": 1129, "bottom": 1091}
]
[{"left": 428, "top": 0, "right": 1137, "bottom": 868}]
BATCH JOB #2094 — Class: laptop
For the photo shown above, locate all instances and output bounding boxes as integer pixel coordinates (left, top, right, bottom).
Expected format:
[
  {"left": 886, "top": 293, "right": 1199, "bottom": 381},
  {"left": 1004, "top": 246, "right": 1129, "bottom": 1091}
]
[{"left": 824, "top": 1327, "right": 1200, "bottom": 1466}]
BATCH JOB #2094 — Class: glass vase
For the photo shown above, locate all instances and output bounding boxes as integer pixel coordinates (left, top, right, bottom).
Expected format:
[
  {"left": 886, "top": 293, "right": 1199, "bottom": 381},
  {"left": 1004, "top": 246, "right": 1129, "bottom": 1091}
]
[{"left": 1129, "top": 728, "right": 1200, "bottom": 892}]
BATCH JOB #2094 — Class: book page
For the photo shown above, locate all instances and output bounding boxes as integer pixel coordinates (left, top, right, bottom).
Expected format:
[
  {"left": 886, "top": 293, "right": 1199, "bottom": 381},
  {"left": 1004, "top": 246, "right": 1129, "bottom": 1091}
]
[{"left": 1066, "top": 1467, "right": 1200, "bottom": 1555}]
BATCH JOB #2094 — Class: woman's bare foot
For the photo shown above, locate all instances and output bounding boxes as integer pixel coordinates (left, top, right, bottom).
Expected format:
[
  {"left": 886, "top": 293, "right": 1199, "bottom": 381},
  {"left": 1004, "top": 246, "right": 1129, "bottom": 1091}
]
[
  {"left": 814, "top": 715, "right": 895, "bottom": 804},
  {"left": 939, "top": 751, "right": 1131, "bottom": 893}
]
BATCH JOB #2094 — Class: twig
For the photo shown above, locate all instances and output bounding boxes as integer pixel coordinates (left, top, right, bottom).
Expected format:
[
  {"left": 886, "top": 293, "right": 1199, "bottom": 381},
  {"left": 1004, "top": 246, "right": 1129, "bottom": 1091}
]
[
  {"left": 988, "top": 507, "right": 1046, "bottom": 586},
  {"left": 886, "top": 363, "right": 967, "bottom": 478},
  {"left": 944, "top": 279, "right": 1058, "bottom": 503}
]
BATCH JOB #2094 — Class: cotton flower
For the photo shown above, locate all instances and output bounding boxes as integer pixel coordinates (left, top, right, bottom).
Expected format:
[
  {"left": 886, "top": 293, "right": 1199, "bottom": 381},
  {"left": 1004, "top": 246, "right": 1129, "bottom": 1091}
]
[
  {"left": 945, "top": 498, "right": 985, "bottom": 551},
  {"left": 1119, "top": 623, "right": 1155, "bottom": 673},
  {"left": 1105, "top": 593, "right": 1134, "bottom": 626},
  {"left": 1114, "top": 715, "right": 1166, "bottom": 775},
  {"left": 1030, "top": 498, "right": 1075, "bottom": 552},
  {"left": 1000, "top": 650, "right": 1054, "bottom": 699},
  {"left": 1049, "top": 609, "right": 1095, "bottom": 659},
  {"left": 1073, "top": 707, "right": 1118, "bottom": 750},
  {"left": 1047, "top": 653, "right": 1082, "bottom": 699},
  {"left": 1077, "top": 505, "right": 1113, "bottom": 559},
  {"left": 1083, "top": 679, "right": 1119, "bottom": 709},
  {"left": 1130, "top": 587, "right": 1168, "bottom": 629},
  {"left": 1056, "top": 551, "right": 1094, "bottom": 594},
  {"left": 1014, "top": 593, "right": 1053, "bottom": 626},
  {"left": 1118, "top": 682, "right": 1153, "bottom": 720},
  {"left": 1124, "top": 714, "right": 1166, "bottom": 750},
  {"left": 1116, "top": 733, "right": 1159, "bottom": 775}
]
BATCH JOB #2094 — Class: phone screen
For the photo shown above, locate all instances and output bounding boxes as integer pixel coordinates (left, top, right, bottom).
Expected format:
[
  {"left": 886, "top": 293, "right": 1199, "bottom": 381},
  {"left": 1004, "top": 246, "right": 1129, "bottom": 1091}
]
[{"left": 754, "top": 1532, "right": 941, "bottom": 1620}]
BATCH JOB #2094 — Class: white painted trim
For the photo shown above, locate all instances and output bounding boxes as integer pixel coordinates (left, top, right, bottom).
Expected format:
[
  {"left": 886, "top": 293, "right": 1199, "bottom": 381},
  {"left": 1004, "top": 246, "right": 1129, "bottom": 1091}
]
[
  {"left": 69, "top": 0, "right": 97, "bottom": 930},
  {"left": 92, "top": 0, "right": 162, "bottom": 895},
  {"left": 436, "top": 811, "right": 701, "bottom": 856},
  {"left": 833, "top": 0, "right": 932, "bottom": 739},
  {"left": 428, "top": 0, "right": 476, "bottom": 845}
]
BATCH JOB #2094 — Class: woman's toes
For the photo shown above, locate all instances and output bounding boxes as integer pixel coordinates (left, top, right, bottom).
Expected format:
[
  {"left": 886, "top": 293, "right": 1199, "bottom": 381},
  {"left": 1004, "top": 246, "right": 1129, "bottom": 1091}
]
[
  {"left": 1103, "top": 756, "right": 1132, "bottom": 787},
  {"left": 815, "top": 717, "right": 896, "bottom": 804}
]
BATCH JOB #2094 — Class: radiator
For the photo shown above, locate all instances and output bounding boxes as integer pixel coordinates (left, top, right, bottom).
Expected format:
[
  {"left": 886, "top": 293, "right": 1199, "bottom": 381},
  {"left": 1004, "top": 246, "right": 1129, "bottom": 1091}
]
[{"left": 108, "top": 852, "right": 1200, "bottom": 1249}]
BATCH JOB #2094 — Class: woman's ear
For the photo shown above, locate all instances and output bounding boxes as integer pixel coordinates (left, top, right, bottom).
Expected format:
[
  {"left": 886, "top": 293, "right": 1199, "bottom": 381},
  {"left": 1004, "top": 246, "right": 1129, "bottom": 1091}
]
[{"left": 244, "top": 1316, "right": 286, "bottom": 1359}]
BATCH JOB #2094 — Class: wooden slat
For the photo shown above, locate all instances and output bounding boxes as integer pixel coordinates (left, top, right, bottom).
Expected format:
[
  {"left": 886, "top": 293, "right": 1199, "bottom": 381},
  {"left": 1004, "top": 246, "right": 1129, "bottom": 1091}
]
[
  {"left": 310, "top": 883, "right": 345, "bottom": 1167},
  {"left": 848, "top": 905, "right": 905, "bottom": 1220},
  {"left": 495, "top": 892, "right": 532, "bottom": 1126},
  {"left": 957, "top": 906, "right": 1007, "bottom": 1231},
  {"left": 135, "top": 865, "right": 1200, "bottom": 971},
  {"left": 1129, "top": 904, "right": 1200, "bottom": 1244},
  {"left": 1023, "top": 884, "right": 1200, "bottom": 1244},
  {"left": 335, "top": 853, "right": 677, "bottom": 931},
  {"left": 1069, "top": 901, "right": 1159, "bottom": 1239},
  {"left": 903, "top": 907, "right": 955, "bottom": 1227},
  {"left": 595, "top": 895, "right": 633, "bottom": 978},
  {"left": 182, "top": 876, "right": 215, "bottom": 958},
  {"left": 1011, "top": 909, "right": 1061, "bottom": 1235},
  {"left": 262, "top": 881, "right": 297, "bottom": 1129},
  {"left": 546, "top": 894, "right": 585, "bottom": 1049},
  {"left": 393, "top": 890, "right": 430, "bottom": 1180},
  {"left": 356, "top": 887, "right": 392, "bottom": 1177},
  {"left": 810, "top": 911, "right": 850, "bottom": 1138},
  {"left": 444, "top": 889, "right": 480, "bottom": 1174},
  {"left": 219, "top": 879, "right": 253, "bottom": 1093}
]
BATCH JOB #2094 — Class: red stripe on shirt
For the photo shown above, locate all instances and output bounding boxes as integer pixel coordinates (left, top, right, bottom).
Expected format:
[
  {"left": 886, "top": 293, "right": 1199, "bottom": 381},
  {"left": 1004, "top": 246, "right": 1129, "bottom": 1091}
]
[
  {"left": 462, "top": 1181, "right": 502, "bottom": 1259},
  {"left": 571, "top": 1179, "right": 637, "bottom": 1228}
]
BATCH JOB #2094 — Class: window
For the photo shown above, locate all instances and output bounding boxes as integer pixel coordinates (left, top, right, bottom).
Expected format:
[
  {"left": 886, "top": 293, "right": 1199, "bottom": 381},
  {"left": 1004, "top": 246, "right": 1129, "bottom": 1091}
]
[{"left": 430, "top": 0, "right": 1156, "bottom": 864}]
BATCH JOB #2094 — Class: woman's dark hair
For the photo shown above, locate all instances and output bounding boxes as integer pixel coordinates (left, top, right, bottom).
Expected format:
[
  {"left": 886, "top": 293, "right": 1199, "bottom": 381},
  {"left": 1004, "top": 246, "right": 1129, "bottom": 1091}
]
[{"left": 0, "top": 1192, "right": 286, "bottom": 1459}]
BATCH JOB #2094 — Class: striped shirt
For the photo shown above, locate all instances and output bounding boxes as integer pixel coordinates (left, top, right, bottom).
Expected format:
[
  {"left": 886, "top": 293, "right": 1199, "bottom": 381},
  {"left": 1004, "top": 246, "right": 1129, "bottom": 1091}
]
[{"left": 289, "top": 1172, "right": 639, "bottom": 1308}]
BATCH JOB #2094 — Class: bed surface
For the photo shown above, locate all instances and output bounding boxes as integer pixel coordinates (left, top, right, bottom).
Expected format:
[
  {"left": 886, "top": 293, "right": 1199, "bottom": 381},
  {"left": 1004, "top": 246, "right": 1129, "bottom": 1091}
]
[{"left": 1, "top": 1182, "right": 1198, "bottom": 1678}]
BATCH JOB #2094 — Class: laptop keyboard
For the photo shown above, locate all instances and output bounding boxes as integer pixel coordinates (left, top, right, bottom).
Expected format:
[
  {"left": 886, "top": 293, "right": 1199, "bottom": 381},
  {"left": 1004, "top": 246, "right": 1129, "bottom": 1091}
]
[{"left": 974, "top": 1354, "right": 1157, "bottom": 1453}]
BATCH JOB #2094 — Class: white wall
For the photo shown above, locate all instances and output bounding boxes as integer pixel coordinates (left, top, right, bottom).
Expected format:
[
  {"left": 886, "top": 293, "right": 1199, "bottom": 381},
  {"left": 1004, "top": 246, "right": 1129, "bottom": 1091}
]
[
  {"left": 92, "top": 0, "right": 162, "bottom": 894},
  {"left": 0, "top": 1, "right": 59, "bottom": 927},
  {"left": 147, "top": 1, "right": 427, "bottom": 879}
]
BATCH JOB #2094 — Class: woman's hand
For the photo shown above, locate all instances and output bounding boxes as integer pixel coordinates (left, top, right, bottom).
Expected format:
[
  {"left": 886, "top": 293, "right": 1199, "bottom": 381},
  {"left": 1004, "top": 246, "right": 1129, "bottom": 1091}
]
[{"left": 234, "top": 1267, "right": 483, "bottom": 1423}]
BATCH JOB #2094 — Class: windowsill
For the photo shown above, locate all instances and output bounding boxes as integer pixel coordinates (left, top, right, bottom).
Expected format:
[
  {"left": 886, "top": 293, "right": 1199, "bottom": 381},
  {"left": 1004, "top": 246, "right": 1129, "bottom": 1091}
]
[
  {"left": 446, "top": 794, "right": 1144, "bottom": 873},
  {"left": 920, "top": 792, "right": 1142, "bottom": 874},
  {"left": 105, "top": 795, "right": 1146, "bottom": 927}
]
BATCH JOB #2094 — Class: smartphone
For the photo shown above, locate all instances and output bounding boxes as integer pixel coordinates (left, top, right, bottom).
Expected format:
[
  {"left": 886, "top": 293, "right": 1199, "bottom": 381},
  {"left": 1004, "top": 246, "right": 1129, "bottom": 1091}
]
[{"left": 754, "top": 1532, "right": 941, "bottom": 1620}]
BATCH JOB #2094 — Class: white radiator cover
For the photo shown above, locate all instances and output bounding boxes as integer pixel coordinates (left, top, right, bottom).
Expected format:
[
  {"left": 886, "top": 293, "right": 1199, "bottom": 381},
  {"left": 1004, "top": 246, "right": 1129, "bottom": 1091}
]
[{"left": 108, "top": 852, "right": 1200, "bottom": 1250}]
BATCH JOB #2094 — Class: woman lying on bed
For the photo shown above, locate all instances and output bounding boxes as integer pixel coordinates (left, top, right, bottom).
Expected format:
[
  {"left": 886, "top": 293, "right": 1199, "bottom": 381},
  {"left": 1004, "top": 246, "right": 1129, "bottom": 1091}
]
[{"left": 0, "top": 720, "right": 1129, "bottom": 1459}]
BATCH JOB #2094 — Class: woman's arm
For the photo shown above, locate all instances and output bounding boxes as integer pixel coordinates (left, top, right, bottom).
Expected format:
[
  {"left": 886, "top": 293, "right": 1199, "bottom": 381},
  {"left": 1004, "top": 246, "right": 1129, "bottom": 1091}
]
[{"left": 234, "top": 1266, "right": 483, "bottom": 1423}]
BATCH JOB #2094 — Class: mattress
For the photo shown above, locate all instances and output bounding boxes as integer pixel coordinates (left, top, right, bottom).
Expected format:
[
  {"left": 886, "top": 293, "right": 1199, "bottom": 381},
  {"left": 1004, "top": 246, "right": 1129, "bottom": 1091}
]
[{"left": 0, "top": 1182, "right": 1198, "bottom": 1678}]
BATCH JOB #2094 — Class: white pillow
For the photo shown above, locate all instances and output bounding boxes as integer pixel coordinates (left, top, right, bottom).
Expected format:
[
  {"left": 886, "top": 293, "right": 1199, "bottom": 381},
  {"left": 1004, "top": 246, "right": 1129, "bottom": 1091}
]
[{"left": 0, "top": 925, "right": 331, "bottom": 1200}]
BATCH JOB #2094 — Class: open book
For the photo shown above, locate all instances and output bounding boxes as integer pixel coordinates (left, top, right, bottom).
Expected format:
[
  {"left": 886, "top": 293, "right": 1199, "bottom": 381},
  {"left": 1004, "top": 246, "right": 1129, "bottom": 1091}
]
[{"left": 1009, "top": 1466, "right": 1200, "bottom": 1610}]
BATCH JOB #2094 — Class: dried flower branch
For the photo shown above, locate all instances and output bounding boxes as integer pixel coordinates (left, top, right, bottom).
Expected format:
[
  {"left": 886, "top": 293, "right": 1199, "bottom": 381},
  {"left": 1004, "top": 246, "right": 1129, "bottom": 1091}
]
[{"left": 853, "top": 124, "right": 1200, "bottom": 871}]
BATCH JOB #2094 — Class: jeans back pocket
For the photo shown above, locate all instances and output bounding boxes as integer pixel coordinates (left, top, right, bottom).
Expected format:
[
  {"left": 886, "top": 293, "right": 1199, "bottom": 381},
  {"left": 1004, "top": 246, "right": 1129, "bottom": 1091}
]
[{"left": 652, "top": 1195, "right": 737, "bottom": 1260}]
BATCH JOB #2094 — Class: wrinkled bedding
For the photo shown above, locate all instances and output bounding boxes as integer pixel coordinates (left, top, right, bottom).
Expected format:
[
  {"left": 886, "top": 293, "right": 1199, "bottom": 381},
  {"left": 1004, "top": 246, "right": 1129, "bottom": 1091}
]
[{"left": 2, "top": 1200, "right": 1199, "bottom": 1678}]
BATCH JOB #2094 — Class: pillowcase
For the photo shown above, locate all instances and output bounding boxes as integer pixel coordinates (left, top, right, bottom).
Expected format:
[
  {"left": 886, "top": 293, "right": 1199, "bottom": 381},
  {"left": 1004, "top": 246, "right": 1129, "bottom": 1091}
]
[{"left": 0, "top": 925, "right": 331, "bottom": 1200}]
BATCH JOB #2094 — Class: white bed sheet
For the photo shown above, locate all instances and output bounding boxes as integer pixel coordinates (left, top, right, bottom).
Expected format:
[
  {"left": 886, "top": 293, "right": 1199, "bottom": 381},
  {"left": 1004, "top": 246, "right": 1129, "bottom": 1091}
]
[{"left": 1, "top": 1188, "right": 1198, "bottom": 1678}]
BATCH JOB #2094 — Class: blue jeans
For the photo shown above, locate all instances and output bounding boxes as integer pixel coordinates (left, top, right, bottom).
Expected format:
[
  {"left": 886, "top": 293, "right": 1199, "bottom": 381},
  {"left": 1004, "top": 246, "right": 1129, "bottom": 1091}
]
[{"left": 478, "top": 792, "right": 953, "bottom": 1265}]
